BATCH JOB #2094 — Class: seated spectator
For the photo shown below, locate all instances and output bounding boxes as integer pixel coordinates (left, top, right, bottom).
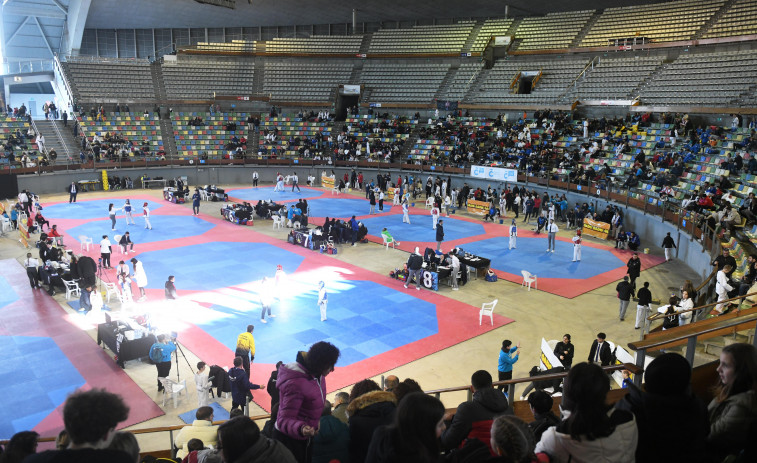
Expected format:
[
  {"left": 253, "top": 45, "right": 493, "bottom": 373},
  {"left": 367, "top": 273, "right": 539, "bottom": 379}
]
[
  {"left": 527, "top": 390, "right": 560, "bottom": 442},
  {"left": 25, "top": 388, "right": 132, "bottom": 463},
  {"left": 381, "top": 228, "right": 400, "bottom": 246},
  {"left": 217, "top": 416, "right": 296, "bottom": 463},
  {"left": 490, "top": 415, "right": 549, "bottom": 463},
  {"left": 313, "top": 400, "right": 349, "bottom": 463},
  {"left": 34, "top": 211, "right": 49, "bottom": 231},
  {"left": 627, "top": 231, "right": 641, "bottom": 251},
  {"left": 173, "top": 406, "right": 218, "bottom": 459},
  {"left": 707, "top": 343, "right": 757, "bottom": 460},
  {"left": 392, "top": 378, "right": 423, "bottom": 405},
  {"left": 331, "top": 391, "right": 350, "bottom": 424},
  {"left": 615, "top": 353, "right": 709, "bottom": 463},
  {"left": 108, "top": 432, "right": 140, "bottom": 463},
  {"left": 535, "top": 362, "right": 638, "bottom": 463},
  {"left": 348, "top": 379, "right": 397, "bottom": 463},
  {"left": 364, "top": 392, "right": 446, "bottom": 463},
  {"left": 441, "top": 369, "right": 512, "bottom": 452},
  {"left": 0, "top": 430, "right": 39, "bottom": 463}
]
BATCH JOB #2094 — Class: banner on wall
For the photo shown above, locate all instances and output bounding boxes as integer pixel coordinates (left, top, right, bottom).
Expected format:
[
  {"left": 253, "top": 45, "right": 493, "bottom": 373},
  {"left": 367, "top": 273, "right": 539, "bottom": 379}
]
[
  {"left": 470, "top": 165, "right": 517, "bottom": 182},
  {"left": 18, "top": 220, "right": 30, "bottom": 249},
  {"left": 582, "top": 217, "right": 610, "bottom": 240},
  {"left": 540, "top": 338, "right": 564, "bottom": 371},
  {"left": 321, "top": 173, "right": 335, "bottom": 190},
  {"left": 467, "top": 199, "right": 489, "bottom": 216}
]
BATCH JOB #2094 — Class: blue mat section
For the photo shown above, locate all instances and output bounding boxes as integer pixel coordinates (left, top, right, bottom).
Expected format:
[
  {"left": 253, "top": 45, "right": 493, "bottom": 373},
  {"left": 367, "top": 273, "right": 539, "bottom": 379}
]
[
  {"left": 41, "top": 199, "right": 164, "bottom": 220},
  {"left": 179, "top": 401, "right": 230, "bottom": 424},
  {"left": 67, "top": 216, "right": 215, "bottom": 246},
  {"left": 307, "top": 198, "right": 393, "bottom": 218},
  {"left": 359, "top": 215, "right": 485, "bottom": 244},
  {"left": 138, "top": 242, "right": 306, "bottom": 291},
  {"left": 196, "top": 280, "right": 438, "bottom": 366},
  {"left": 462, "top": 236, "right": 624, "bottom": 279},
  {"left": 0, "top": 336, "right": 85, "bottom": 438},
  {"left": 0, "top": 276, "right": 19, "bottom": 309},
  {"left": 227, "top": 187, "right": 322, "bottom": 202}
]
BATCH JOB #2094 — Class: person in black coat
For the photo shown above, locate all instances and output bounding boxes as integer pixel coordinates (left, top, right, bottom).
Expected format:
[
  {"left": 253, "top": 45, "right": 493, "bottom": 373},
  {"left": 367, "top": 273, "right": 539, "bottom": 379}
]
[
  {"left": 347, "top": 389, "right": 397, "bottom": 463},
  {"left": 626, "top": 253, "right": 642, "bottom": 289},
  {"left": 553, "top": 334, "right": 575, "bottom": 369},
  {"left": 527, "top": 390, "right": 560, "bottom": 442},
  {"left": 587, "top": 332, "right": 612, "bottom": 366},
  {"left": 615, "top": 353, "right": 710, "bottom": 463},
  {"left": 435, "top": 220, "right": 444, "bottom": 252}
]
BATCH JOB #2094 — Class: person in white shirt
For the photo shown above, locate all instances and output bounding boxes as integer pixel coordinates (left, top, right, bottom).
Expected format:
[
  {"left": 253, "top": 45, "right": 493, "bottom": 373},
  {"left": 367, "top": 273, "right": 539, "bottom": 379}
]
[
  {"left": 509, "top": 220, "right": 517, "bottom": 250},
  {"left": 131, "top": 257, "right": 148, "bottom": 302},
  {"left": 572, "top": 229, "right": 582, "bottom": 262},
  {"left": 252, "top": 171, "right": 259, "bottom": 187},
  {"left": 89, "top": 285, "right": 104, "bottom": 315},
  {"left": 291, "top": 172, "right": 301, "bottom": 192},
  {"left": 431, "top": 205, "right": 440, "bottom": 230},
  {"left": 449, "top": 252, "right": 460, "bottom": 291},
  {"left": 194, "top": 362, "right": 212, "bottom": 407},
  {"left": 715, "top": 265, "right": 734, "bottom": 314},
  {"left": 100, "top": 235, "right": 112, "bottom": 269},
  {"left": 378, "top": 190, "right": 385, "bottom": 212},
  {"left": 24, "top": 252, "right": 41, "bottom": 289},
  {"left": 318, "top": 281, "right": 328, "bottom": 321},
  {"left": 142, "top": 202, "right": 152, "bottom": 230},
  {"left": 444, "top": 195, "right": 452, "bottom": 217},
  {"left": 546, "top": 219, "right": 559, "bottom": 253},
  {"left": 678, "top": 290, "right": 694, "bottom": 325},
  {"left": 402, "top": 200, "right": 411, "bottom": 224}
]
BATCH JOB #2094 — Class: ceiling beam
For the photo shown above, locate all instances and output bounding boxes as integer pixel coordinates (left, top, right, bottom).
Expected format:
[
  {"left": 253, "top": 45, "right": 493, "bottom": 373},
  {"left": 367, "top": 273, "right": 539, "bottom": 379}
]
[
  {"left": 2, "top": 5, "right": 66, "bottom": 19},
  {"left": 34, "top": 15, "right": 55, "bottom": 57},
  {"left": 5, "top": 15, "right": 30, "bottom": 45},
  {"left": 49, "top": 0, "right": 67, "bottom": 14}
]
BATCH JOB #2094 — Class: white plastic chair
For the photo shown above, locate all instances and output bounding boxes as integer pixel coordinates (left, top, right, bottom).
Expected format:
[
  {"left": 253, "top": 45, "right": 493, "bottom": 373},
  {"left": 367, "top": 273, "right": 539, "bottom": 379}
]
[
  {"left": 480, "top": 299, "right": 498, "bottom": 325},
  {"left": 113, "top": 235, "right": 124, "bottom": 254},
  {"left": 63, "top": 279, "right": 81, "bottom": 300},
  {"left": 199, "top": 189, "right": 209, "bottom": 201},
  {"left": 103, "top": 282, "right": 120, "bottom": 303},
  {"left": 425, "top": 197, "right": 434, "bottom": 209},
  {"left": 521, "top": 270, "right": 538, "bottom": 291},
  {"left": 1, "top": 216, "right": 11, "bottom": 233},
  {"left": 292, "top": 221, "right": 301, "bottom": 229},
  {"left": 79, "top": 235, "right": 93, "bottom": 251},
  {"left": 382, "top": 234, "right": 395, "bottom": 250},
  {"left": 331, "top": 186, "right": 341, "bottom": 195},
  {"left": 159, "top": 377, "right": 187, "bottom": 408},
  {"left": 272, "top": 215, "right": 283, "bottom": 229}
]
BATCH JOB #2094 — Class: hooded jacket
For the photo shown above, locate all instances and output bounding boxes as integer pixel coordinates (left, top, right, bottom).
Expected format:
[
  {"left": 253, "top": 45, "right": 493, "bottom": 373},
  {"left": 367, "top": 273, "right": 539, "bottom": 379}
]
[
  {"left": 275, "top": 354, "right": 327, "bottom": 440},
  {"left": 228, "top": 366, "right": 260, "bottom": 405},
  {"left": 347, "top": 390, "right": 397, "bottom": 463},
  {"left": 440, "top": 386, "right": 512, "bottom": 451},
  {"left": 232, "top": 435, "right": 297, "bottom": 463},
  {"left": 313, "top": 414, "right": 350, "bottom": 463}
]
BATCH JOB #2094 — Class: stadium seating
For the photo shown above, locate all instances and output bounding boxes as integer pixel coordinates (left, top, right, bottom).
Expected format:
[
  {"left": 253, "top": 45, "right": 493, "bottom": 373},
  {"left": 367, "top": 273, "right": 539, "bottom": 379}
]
[
  {"left": 64, "top": 57, "right": 155, "bottom": 101},
  {"left": 196, "top": 40, "right": 256, "bottom": 53},
  {"left": 172, "top": 112, "right": 248, "bottom": 159},
  {"left": 469, "top": 19, "right": 515, "bottom": 53},
  {"left": 703, "top": 0, "right": 757, "bottom": 39},
  {"left": 265, "top": 36, "right": 362, "bottom": 54},
  {"left": 162, "top": 57, "right": 255, "bottom": 100},
  {"left": 437, "top": 62, "right": 484, "bottom": 101},
  {"left": 361, "top": 62, "right": 450, "bottom": 103},
  {"left": 257, "top": 117, "right": 333, "bottom": 158},
  {"left": 0, "top": 116, "right": 36, "bottom": 166},
  {"left": 514, "top": 10, "right": 594, "bottom": 51},
  {"left": 263, "top": 61, "right": 354, "bottom": 102},
  {"left": 77, "top": 113, "right": 163, "bottom": 159},
  {"left": 567, "top": 56, "right": 663, "bottom": 101},
  {"left": 368, "top": 22, "right": 475, "bottom": 54}
]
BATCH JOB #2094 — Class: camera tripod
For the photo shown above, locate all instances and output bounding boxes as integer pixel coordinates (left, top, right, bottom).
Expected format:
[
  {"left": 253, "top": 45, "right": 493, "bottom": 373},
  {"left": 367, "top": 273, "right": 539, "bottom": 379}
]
[{"left": 173, "top": 338, "right": 195, "bottom": 382}]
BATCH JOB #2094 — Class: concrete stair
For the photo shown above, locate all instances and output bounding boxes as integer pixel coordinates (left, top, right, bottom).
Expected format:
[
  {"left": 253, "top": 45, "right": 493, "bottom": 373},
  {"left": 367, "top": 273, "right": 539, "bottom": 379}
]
[
  {"left": 694, "top": 0, "right": 737, "bottom": 40},
  {"left": 571, "top": 10, "right": 603, "bottom": 48},
  {"left": 34, "top": 120, "right": 79, "bottom": 164}
]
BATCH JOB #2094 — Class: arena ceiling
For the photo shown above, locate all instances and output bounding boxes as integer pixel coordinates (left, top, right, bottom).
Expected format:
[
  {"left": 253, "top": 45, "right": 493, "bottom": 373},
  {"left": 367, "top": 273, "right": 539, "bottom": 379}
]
[{"left": 84, "top": 0, "right": 670, "bottom": 29}]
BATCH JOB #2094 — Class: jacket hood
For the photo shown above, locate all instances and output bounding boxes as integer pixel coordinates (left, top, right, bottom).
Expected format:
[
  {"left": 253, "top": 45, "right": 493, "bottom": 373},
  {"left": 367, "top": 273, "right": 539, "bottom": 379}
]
[
  {"left": 228, "top": 367, "right": 246, "bottom": 383},
  {"left": 234, "top": 435, "right": 295, "bottom": 463},
  {"left": 347, "top": 390, "right": 397, "bottom": 416},
  {"left": 473, "top": 387, "right": 509, "bottom": 413},
  {"left": 276, "top": 360, "right": 313, "bottom": 390}
]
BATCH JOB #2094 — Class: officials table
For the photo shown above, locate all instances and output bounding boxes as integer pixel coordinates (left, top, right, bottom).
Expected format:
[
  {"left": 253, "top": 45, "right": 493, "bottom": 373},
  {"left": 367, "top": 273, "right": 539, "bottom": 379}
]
[
  {"left": 97, "top": 322, "right": 156, "bottom": 368},
  {"left": 457, "top": 253, "right": 491, "bottom": 279},
  {"left": 78, "top": 180, "right": 100, "bottom": 192},
  {"left": 142, "top": 178, "right": 167, "bottom": 189}
]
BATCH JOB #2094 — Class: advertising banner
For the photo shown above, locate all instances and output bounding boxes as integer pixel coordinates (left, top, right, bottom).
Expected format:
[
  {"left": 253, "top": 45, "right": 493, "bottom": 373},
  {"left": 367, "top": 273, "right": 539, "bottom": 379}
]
[
  {"left": 321, "top": 174, "right": 335, "bottom": 190},
  {"left": 470, "top": 165, "right": 517, "bottom": 182},
  {"left": 582, "top": 217, "right": 610, "bottom": 240},
  {"left": 466, "top": 199, "right": 489, "bottom": 216}
]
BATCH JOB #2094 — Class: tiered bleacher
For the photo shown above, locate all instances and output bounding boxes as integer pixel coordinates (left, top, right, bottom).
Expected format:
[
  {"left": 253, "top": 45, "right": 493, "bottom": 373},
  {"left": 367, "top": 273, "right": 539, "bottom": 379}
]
[
  {"left": 257, "top": 117, "right": 333, "bottom": 158},
  {"left": 568, "top": 56, "right": 663, "bottom": 101},
  {"left": 437, "top": 62, "right": 483, "bottom": 101},
  {"left": 0, "top": 115, "right": 36, "bottom": 166},
  {"left": 265, "top": 36, "right": 362, "bottom": 54},
  {"left": 469, "top": 19, "right": 515, "bottom": 53},
  {"left": 172, "top": 112, "right": 248, "bottom": 159},
  {"left": 513, "top": 10, "right": 594, "bottom": 50},
  {"left": 263, "top": 61, "right": 353, "bottom": 102},
  {"left": 161, "top": 57, "right": 255, "bottom": 100},
  {"left": 703, "top": 0, "right": 757, "bottom": 39},
  {"left": 639, "top": 50, "right": 757, "bottom": 106},
  {"left": 367, "top": 22, "right": 475, "bottom": 54},
  {"left": 469, "top": 58, "right": 588, "bottom": 104},
  {"left": 78, "top": 113, "right": 163, "bottom": 159},
  {"left": 361, "top": 62, "right": 450, "bottom": 103},
  {"left": 64, "top": 57, "right": 154, "bottom": 101},
  {"left": 195, "top": 40, "right": 256, "bottom": 53},
  {"left": 345, "top": 115, "right": 417, "bottom": 161},
  {"left": 579, "top": 0, "right": 724, "bottom": 47}
]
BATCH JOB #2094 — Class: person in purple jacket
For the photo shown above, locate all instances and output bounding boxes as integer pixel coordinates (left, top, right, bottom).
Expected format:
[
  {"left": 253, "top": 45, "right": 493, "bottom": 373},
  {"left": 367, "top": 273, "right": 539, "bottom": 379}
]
[{"left": 274, "top": 341, "right": 341, "bottom": 463}]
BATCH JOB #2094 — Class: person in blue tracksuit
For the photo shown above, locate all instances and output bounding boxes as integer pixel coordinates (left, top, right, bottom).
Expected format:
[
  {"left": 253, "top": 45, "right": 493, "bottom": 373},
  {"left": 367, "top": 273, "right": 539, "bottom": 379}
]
[
  {"left": 497, "top": 339, "right": 520, "bottom": 392},
  {"left": 228, "top": 356, "right": 262, "bottom": 411},
  {"left": 150, "top": 334, "right": 177, "bottom": 392}
]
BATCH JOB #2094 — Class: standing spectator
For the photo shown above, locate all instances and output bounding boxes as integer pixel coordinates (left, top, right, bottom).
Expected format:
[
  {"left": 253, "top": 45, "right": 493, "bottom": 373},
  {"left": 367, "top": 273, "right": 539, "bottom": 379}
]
[
  {"left": 546, "top": 219, "right": 558, "bottom": 253},
  {"left": 108, "top": 203, "right": 117, "bottom": 231},
  {"left": 715, "top": 264, "right": 734, "bottom": 314},
  {"left": 626, "top": 253, "right": 641, "bottom": 290},
  {"left": 635, "top": 281, "right": 653, "bottom": 330},
  {"left": 235, "top": 325, "right": 256, "bottom": 377},
  {"left": 23, "top": 389, "right": 131, "bottom": 463},
  {"left": 404, "top": 247, "right": 424, "bottom": 291},
  {"left": 497, "top": 340, "right": 520, "bottom": 392},
  {"left": 662, "top": 232, "right": 677, "bottom": 262},
  {"left": 67, "top": 182, "right": 78, "bottom": 203},
  {"left": 100, "top": 235, "right": 112, "bottom": 269},
  {"left": 587, "top": 332, "right": 612, "bottom": 366},
  {"left": 331, "top": 392, "right": 350, "bottom": 424},
  {"left": 229, "top": 356, "right": 263, "bottom": 412},
  {"left": 192, "top": 188, "right": 201, "bottom": 215},
  {"left": 149, "top": 335, "right": 177, "bottom": 392},
  {"left": 616, "top": 276, "right": 634, "bottom": 321},
  {"left": 535, "top": 363, "right": 638, "bottom": 462},
  {"left": 130, "top": 257, "right": 147, "bottom": 301},
  {"left": 195, "top": 361, "right": 211, "bottom": 407},
  {"left": 449, "top": 250, "right": 460, "bottom": 291},
  {"left": 349, "top": 215, "right": 359, "bottom": 246},
  {"left": 435, "top": 219, "right": 444, "bottom": 251},
  {"left": 164, "top": 275, "right": 177, "bottom": 300},
  {"left": 553, "top": 334, "right": 574, "bottom": 369},
  {"left": 275, "top": 341, "right": 341, "bottom": 463},
  {"left": 23, "top": 252, "right": 41, "bottom": 289}
]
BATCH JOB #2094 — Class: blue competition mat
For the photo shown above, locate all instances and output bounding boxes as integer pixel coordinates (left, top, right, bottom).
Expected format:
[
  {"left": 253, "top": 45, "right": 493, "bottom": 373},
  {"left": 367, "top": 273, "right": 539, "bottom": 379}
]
[
  {"left": 41, "top": 199, "right": 164, "bottom": 220},
  {"left": 227, "top": 187, "right": 322, "bottom": 202},
  {"left": 359, "top": 215, "right": 485, "bottom": 244},
  {"left": 67, "top": 216, "right": 216, "bottom": 246}
]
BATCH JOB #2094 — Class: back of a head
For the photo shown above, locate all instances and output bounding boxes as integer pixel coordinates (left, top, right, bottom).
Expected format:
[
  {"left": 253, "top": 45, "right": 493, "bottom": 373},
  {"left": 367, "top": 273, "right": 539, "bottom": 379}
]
[
  {"left": 393, "top": 378, "right": 423, "bottom": 405},
  {"left": 490, "top": 415, "right": 537, "bottom": 463},
  {"left": 527, "top": 390, "right": 554, "bottom": 415},
  {"left": 218, "top": 417, "right": 261, "bottom": 463},
  {"left": 305, "top": 341, "right": 340, "bottom": 376},
  {"left": 63, "top": 389, "right": 130, "bottom": 446},
  {"left": 107, "top": 431, "right": 139, "bottom": 463},
  {"left": 196, "top": 406, "right": 214, "bottom": 421},
  {"left": 349, "top": 379, "right": 381, "bottom": 402},
  {"left": 471, "top": 370, "right": 493, "bottom": 390},
  {"left": 562, "top": 363, "right": 611, "bottom": 440},
  {"left": 393, "top": 392, "right": 445, "bottom": 457},
  {"left": 644, "top": 353, "right": 692, "bottom": 396},
  {"left": 1, "top": 431, "right": 39, "bottom": 462}
]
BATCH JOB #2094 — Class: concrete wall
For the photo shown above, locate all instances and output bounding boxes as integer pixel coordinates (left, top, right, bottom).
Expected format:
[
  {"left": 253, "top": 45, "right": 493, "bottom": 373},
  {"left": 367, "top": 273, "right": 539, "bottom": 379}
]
[{"left": 17, "top": 165, "right": 714, "bottom": 279}]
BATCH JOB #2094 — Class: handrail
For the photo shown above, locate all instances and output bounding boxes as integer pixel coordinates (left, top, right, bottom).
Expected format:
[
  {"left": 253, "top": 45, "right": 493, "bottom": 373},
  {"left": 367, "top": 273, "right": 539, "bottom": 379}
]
[
  {"left": 49, "top": 119, "right": 72, "bottom": 162},
  {"left": 695, "top": 269, "right": 718, "bottom": 294},
  {"left": 531, "top": 67, "right": 543, "bottom": 90},
  {"left": 565, "top": 56, "right": 598, "bottom": 96},
  {"left": 509, "top": 71, "right": 521, "bottom": 90},
  {"left": 648, "top": 293, "right": 757, "bottom": 323},
  {"left": 53, "top": 54, "right": 75, "bottom": 110}
]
